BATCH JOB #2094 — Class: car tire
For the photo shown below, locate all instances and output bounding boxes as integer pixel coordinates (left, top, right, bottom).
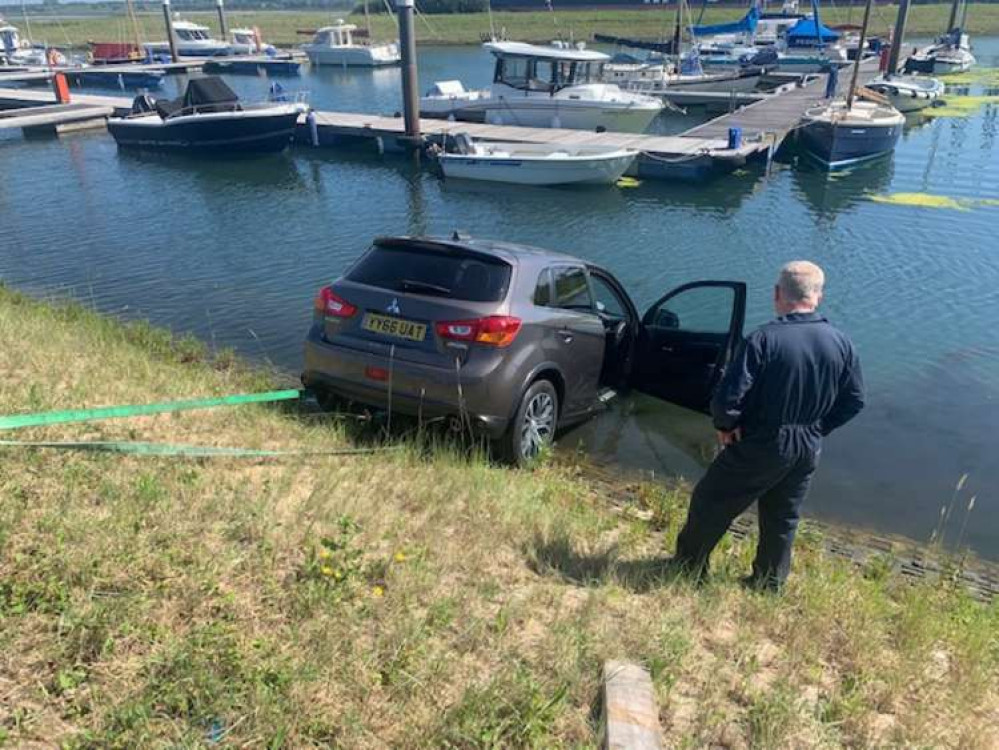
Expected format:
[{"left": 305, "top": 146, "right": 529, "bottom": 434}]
[{"left": 495, "top": 379, "right": 559, "bottom": 467}]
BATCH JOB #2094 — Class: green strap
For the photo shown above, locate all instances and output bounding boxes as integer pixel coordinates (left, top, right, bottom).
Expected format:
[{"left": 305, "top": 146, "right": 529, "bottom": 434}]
[
  {"left": 0, "top": 440, "right": 393, "bottom": 458},
  {"left": 0, "top": 389, "right": 301, "bottom": 432}
]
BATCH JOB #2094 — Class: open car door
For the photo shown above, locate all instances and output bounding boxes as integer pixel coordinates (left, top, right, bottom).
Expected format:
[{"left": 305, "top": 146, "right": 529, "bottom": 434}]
[{"left": 631, "top": 281, "right": 747, "bottom": 414}]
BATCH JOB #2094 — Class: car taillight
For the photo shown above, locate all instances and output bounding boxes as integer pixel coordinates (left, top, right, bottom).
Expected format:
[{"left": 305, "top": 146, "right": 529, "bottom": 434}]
[
  {"left": 435, "top": 316, "right": 522, "bottom": 348},
  {"left": 314, "top": 286, "right": 357, "bottom": 318}
]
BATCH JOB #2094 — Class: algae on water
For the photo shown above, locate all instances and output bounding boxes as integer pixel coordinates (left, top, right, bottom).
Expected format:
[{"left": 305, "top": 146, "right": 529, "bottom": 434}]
[
  {"left": 868, "top": 192, "right": 999, "bottom": 210},
  {"left": 921, "top": 95, "right": 999, "bottom": 118}
]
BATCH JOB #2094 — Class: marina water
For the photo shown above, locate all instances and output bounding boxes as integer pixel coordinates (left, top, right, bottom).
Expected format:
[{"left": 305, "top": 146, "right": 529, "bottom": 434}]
[{"left": 0, "top": 39, "right": 996, "bottom": 557}]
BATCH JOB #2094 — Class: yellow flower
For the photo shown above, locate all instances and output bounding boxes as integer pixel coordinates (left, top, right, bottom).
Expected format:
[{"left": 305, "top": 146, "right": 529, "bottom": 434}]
[
  {"left": 372, "top": 585, "right": 385, "bottom": 598},
  {"left": 320, "top": 565, "right": 334, "bottom": 577},
  {"left": 318, "top": 548, "right": 332, "bottom": 560},
  {"left": 393, "top": 551, "right": 407, "bottom": 563}
]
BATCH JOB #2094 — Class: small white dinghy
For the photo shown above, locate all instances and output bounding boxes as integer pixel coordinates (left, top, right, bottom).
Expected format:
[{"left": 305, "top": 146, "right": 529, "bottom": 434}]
[
  {"left": 434, "top": 134, "right": 638, "bottom": 186},
  {"left": 866, "top": 74, "right": 945, "bottom": 113}
]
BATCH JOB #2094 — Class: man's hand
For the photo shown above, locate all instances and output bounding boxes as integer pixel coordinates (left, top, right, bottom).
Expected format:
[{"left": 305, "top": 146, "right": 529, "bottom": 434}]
[{"left": 716, "top": 427, "right": 742, "bottom": 446}]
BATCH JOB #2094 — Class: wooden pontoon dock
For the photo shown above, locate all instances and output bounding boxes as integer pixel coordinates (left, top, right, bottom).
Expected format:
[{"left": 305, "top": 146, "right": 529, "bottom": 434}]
[{"left": 0, "top": 57, "right": 882, "bottom": 181}]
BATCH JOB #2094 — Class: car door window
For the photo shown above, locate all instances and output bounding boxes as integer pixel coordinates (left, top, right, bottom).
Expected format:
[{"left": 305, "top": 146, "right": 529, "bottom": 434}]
[
  {"left": 589, "top": 274, "right": 628, "bottom": 319},
  {"left": 552, "top": 266, "right": 593, "bottom": 312},
  {"left": 533, "top": 268, "right": 553, "bottom": 306},
  {"left": 647, "top": 285, "right": 736, "bottom": 335}
]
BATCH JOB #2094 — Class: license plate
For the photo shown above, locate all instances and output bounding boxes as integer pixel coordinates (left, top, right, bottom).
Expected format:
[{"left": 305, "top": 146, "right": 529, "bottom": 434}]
[{"left": 361, "top": 313, "right": 427, "bottom": 342}]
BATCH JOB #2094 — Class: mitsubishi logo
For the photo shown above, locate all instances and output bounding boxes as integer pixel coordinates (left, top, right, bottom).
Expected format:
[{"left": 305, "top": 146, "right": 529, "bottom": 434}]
[{"left": 386, "top": 298, "right": 401, "bottom": 315}]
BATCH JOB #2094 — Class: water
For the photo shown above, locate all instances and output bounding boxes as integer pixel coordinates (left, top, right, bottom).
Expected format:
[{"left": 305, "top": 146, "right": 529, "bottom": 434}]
[{"left": 1, "top": 41, "right": 997, "bottom": 557}]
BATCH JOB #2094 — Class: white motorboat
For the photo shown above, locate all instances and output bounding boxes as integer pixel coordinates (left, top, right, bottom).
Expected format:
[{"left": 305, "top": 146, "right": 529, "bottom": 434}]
[
  {"left": 0, "top": 17, "right": 64, "bottom": 66},
  {"left": 144, "top": 17, "right": 231, "bottom": 58},
  {"left": 866, "top": 74, "right": 945, "bottom": 113},
  {"left": 904, "top": 30, "right": 975, "bottom": 75},
  {"left": 434, "top": 134, "right": 637, "bottom": 186},
  {"left": 229, "top": 27, "right": 277, "bottom": 56},
  {"left": 421, "top": 41, "right": 664, "bottom": 133},
  {"left": 301, "top": 21, "right": 399, "bottom": 67}
]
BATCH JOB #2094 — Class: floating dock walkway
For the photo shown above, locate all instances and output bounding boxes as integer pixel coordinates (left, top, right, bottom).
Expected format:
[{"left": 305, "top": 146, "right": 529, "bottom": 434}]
[{"left": 0, "top": 57, "right": 882, "bottom": 181}]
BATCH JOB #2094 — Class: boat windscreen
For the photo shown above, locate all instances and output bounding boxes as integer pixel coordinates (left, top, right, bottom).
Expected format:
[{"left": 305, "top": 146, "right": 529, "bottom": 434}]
[{"left": 183, "top": 76, "right": 240, "bottom": 110}]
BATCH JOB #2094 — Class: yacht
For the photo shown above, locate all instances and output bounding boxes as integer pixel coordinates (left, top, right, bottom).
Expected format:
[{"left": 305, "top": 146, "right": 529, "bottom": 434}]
[
  {"left": 605, "top": 51, "right": 764, "bottom": 97},
  {"left": 421, "top": 41, "right": 664, "bottom": 133},
  {"left": 0, "top": 17, "right": 64, "bottom": 66},
  {"left": 144, "top": 17, "right": 232, "bottom": 58},
  {"left": 301, "top": 21, "right": 400, "bottom": 67},
  {"left": 798, "top": 0, "right": 904, "bottom": 169},
  {"left": 229, "top": 27, "right": 277, "bottom": 56},
  {"left": 904, "top": 29, "right": 976, "bottom": 74}
]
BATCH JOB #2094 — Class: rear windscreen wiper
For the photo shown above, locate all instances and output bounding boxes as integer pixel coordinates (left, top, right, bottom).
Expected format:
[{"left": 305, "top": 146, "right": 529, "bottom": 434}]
[{"left": 398, "top": 279, "right": 452, "bottom": 296}]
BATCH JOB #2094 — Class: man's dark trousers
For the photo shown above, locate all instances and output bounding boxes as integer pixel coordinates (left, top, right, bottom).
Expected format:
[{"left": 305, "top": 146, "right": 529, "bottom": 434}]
[{"left": 674, "top": 429, "right": 820, "bottom": 588}]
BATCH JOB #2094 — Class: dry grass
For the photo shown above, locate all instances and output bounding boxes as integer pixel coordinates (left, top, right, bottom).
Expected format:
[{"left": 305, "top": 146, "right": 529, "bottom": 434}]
[
  {"left": 25, "top": 4, "right": 999, "bottom": 49},
  {"left": 1, "top": 285, "right": 997, "bottom": 748}
]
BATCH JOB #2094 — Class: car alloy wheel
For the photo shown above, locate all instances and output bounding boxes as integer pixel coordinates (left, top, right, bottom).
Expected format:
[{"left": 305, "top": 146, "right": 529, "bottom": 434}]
[{"left": 519, "top": 389, "right": 555, "bottom": 461}]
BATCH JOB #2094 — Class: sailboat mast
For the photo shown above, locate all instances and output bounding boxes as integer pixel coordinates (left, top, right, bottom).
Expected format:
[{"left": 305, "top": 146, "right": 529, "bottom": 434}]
[
  {"left": 885, "top": 0, "right": 910, "bottom": 76},
  {"left": 946, "top": 0, "right": 961, "bottom": 31},
  {"left": 809, "top": 0, "right": 824, "bottom": 49},
  {"left": 845, "top": 0, "right": 872, "bottom": 109},
  {"left": 672, "top": 0, "right": 681, "bottom": 70},
  {"left": 125, "top": 0, "right": 143, "bottom": 50}
]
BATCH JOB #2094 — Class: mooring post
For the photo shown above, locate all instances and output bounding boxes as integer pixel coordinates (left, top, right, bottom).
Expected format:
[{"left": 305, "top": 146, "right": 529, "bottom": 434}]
[
  {"left": 162, "top": 0, "right": 179, "bottom": 63},
  {"left": 885, "top": 0, "right": 911, "bottom": 77},
  {"left": 215, "top": 0, "right": 229, "bottom": 43},
  {"left": 396, "top": 0, "right": 421, "bottom": 148}
]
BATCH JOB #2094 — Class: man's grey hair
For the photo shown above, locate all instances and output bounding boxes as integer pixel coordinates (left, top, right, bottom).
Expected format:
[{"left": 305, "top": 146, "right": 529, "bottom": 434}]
[{"left": 778, "top": 261, "right": 825, "bottom": 306}]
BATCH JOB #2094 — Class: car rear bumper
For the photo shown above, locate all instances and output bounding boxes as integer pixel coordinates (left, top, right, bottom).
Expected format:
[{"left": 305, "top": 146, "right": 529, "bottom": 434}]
[{"left": 302, "top": 327, "right": 514, "bottom": 439}]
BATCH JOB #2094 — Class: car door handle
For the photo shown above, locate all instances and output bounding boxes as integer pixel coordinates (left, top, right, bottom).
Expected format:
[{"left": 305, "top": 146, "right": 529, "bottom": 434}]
[{"left": 558, "top": 329, "right": 574, "bottom": 344}]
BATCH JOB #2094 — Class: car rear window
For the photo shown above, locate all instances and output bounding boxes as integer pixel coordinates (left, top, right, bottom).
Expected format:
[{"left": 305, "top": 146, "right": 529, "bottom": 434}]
[{"left": 346, "top": 244, "right": 512, "bottom": 303}]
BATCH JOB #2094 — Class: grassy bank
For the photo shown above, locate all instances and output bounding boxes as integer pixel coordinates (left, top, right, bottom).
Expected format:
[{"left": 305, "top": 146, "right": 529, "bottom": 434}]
[
  {"left": 25, "top": 5, "right": 999, "bottom": 48},
  {"left": 1, "top": 285, "right": 997, "bottom": 748}
]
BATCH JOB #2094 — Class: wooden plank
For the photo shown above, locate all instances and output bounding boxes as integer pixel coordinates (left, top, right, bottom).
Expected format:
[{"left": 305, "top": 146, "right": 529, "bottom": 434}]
[
  {"left": 602, "top": 661, "right": 662, "bottom": 750},
  {"left": 0, "top": 105, "right": 112, "bottom": 131}
]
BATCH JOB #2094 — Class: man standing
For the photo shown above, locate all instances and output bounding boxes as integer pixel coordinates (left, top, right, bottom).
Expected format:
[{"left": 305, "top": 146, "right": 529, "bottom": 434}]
[{"left": 673, "top": 261, "right": 865, "bottom": 590}]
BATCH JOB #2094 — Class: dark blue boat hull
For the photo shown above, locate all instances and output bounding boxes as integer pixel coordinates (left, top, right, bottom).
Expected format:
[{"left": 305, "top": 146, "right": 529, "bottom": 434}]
[
  {"left": 67, "top": 70, "right": 165, "bottom": 89},
  {"left": 108, "top": 112, "right": 300, "bottom": 154},
  {"left": 799, "top": 119, "right": 902, "bottom": 169},
  {"left": 202, "top": 59, "right": 301, "bottom": 76}
]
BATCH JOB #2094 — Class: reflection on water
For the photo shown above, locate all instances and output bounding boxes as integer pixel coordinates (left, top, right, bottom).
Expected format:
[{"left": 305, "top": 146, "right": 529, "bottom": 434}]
[{"left": 1, "top": 41, "right": 998, "bottom": 558}]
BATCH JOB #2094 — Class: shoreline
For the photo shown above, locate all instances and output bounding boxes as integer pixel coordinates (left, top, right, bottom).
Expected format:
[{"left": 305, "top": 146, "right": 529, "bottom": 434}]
[
  {"left": 2, "top": 285, "right": 997, "bottom": 746},
  {"left": 24, "top": 6, "right": 999, "bottom": 49}
]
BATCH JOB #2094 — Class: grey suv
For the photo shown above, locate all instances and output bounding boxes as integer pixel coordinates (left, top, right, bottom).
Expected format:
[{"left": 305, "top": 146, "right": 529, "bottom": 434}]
[{"left": 303, "top": 235, "right": 746, "bottom": 464}]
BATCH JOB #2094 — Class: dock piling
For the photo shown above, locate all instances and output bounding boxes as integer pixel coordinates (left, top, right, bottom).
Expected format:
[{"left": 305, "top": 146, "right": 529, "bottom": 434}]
[
  {"left": 216, "top": 0, "right": 229, "bottom": 43},
  {"left": 162, "top": 0, "right": 179, "bottom": 63},
  {"left": 885, "top": 0, "right": 912, "bottom": 76},
  {"left": 396, "top": 0, "right": 421, "bottom": 147}
]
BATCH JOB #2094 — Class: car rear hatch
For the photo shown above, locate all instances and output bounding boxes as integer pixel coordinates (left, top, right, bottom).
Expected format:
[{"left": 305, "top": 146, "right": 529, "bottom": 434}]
[{"left": 317, "top": 239, "right": 516, "bottom": 368}]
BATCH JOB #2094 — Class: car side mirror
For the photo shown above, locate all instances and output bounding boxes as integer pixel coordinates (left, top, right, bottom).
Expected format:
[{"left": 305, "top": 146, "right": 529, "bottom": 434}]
[
  {"left": 655, "top": 308, "right": 680, "bottom": 329},
  {"left": 595, "top": 300, "right": 606, "bottom": 314}
]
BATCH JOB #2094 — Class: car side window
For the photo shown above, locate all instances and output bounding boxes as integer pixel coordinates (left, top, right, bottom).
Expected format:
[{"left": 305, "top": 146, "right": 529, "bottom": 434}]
[
  {"left": 551, "top": 266, "right": 593, "bottom": 312},
  {"left": 533, "top": 269, "right": 553, "bottom": 306},
  {"left": 589, "top": 274, "right": 628, "bottom": 319},
  {"left": 649, "top": 285, "right": 735, "bottom": 334}
]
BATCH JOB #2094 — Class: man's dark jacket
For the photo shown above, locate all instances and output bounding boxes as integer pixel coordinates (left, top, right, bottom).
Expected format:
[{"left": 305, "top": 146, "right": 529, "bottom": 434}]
[{"left": 711, "top": 311, "right": 865, "bottom": 455}]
